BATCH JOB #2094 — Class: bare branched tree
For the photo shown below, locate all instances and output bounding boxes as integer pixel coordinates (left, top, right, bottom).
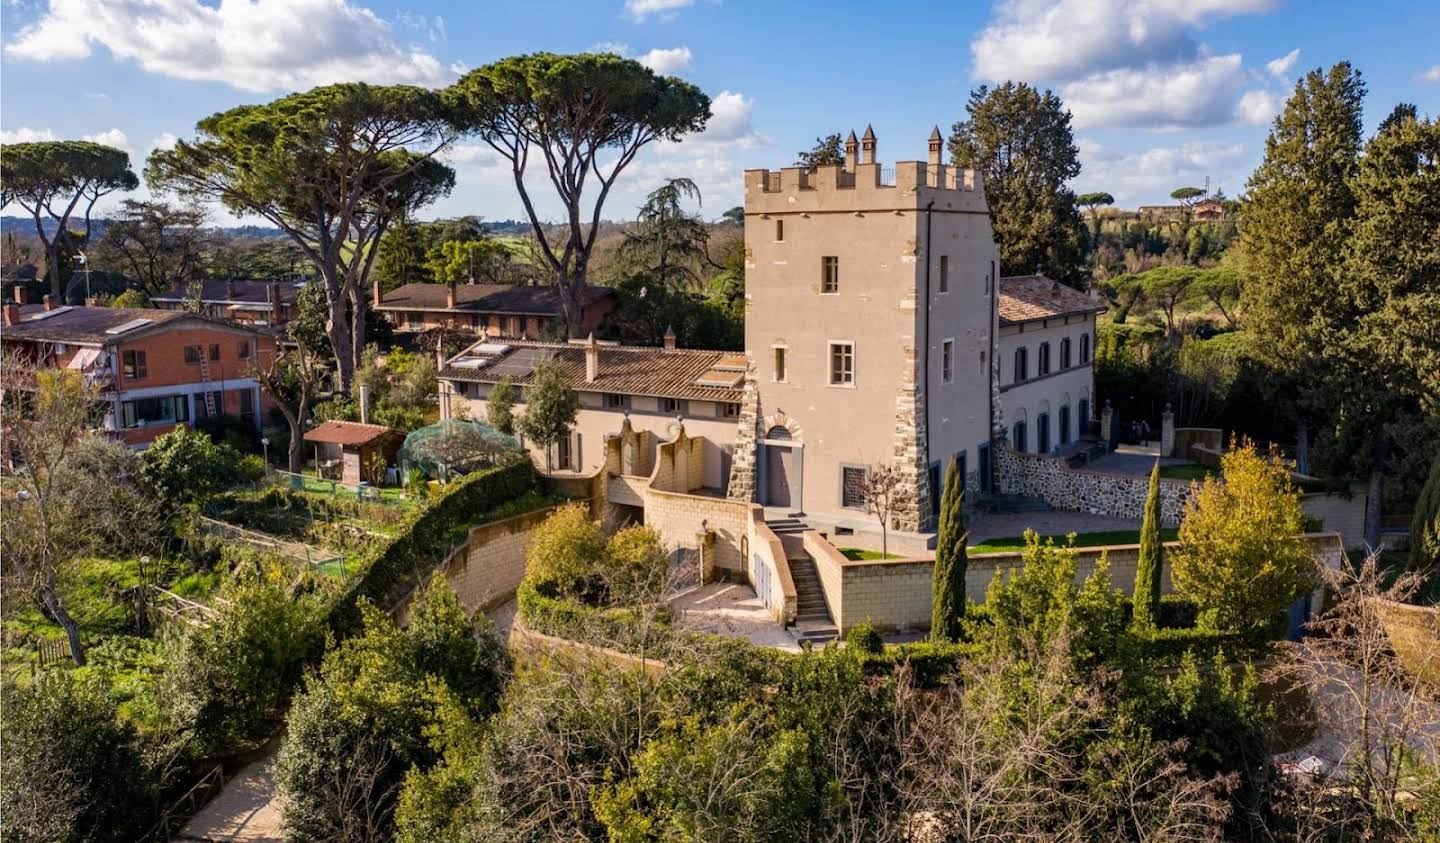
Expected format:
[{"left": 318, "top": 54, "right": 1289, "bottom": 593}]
[
  {"left": 252, "top": 341, "right": 325, "bottom": 473},
  {"left": 859, "top": 463, "right": 910, "bottom": 558}
]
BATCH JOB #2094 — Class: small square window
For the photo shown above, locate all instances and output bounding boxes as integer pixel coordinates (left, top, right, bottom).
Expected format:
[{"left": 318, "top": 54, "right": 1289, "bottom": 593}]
[
  {"left": 773, "top": 347, "right": 787, "bottom": 383},
  {"left": 659, "top": 397, "right": 687, "bottom": 415},
  {"left": 829, "top": 341, "right": 854, "bottom": 386},
  {"left": 775, "top": 219, "right": 784, "bottom": 241},
  {"left": 123, "top": 349, "right": 147, "bottom": 380},
  {"left": 208, "top": 344, "right": 220, "bottom": 362},
  {"left": 721, "top": 402, "right": 741, "bottom": 418},
  {"left": 237, "top": 341, "right": 251, "bottom": 360},
  {"left": 821, "top": 256, "right": 839, "bottom": 294},
  {"left": 604, "top": 393, "right": 628, "bottom": 409},
  {"left": 184, "top": 345, "right": 202, "bottom": 364}
]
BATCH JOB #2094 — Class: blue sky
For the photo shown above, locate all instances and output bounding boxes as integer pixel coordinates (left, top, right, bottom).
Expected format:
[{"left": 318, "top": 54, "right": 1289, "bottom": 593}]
[{"left": 3, "top": 0, "right": 1438, "bottom": 225}]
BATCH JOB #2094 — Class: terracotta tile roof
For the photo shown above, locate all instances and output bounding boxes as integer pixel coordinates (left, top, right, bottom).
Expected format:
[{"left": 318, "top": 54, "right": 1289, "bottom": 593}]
[
  {"left": 302, "top": 420, "right": 399, "bottom": 447},
  {"left": 0, "top": 306, "right": 260, "bottom": 345},
  {"left": 997, "top": 275, "right": 1105, "bottom": 325},
  {"left": 439, "top": 340, "right": 747, "bottom": 403},
  {"left": 376, "top": 282, "right": 614, "bottom": 315}
]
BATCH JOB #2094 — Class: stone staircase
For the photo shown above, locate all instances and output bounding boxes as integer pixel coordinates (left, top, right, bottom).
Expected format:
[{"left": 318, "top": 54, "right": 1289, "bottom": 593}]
[
  {"left": 763, "top": 517, "right": 839, "bottom": 645},
  {"left": 764, "top": 516, "right": 809, "bottom": 535},
  {"left": 979, "top": 494, "right": 1051, "bottom": 515}
]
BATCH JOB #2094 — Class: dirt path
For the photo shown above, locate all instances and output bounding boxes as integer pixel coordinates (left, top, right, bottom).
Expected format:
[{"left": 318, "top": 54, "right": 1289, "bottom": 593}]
[{"left": 177, "top": 751, "right": 285, "bottom": 842}]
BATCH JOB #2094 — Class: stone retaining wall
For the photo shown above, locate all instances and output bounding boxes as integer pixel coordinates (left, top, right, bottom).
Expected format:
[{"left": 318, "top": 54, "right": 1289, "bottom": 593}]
[
  {"left": 995, "top": 444, "right": 1192, "bottom": 526},
  {"left": 749, "top": 514, "right": 795, "bottom": 624}
]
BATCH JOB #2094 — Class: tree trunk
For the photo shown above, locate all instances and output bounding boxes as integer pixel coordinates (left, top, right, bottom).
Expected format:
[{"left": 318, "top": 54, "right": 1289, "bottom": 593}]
[
  {"left": 349, "top": 293, "right": 368, "bottom": 382},
  {"left": 42, "top": 586, "right": 86, "bottom": 666},
  {"left": 47, "top": 238, "right": 65, "bottom": 302},
  {"left": 328, "top": 294, "right": 354, "bottom": 393},
  {"left": 1295, "top": 423, "right": 1310, "bottom": 476},
  {"left": 1365, "top": 439, "right": 1387, "bottom": 551}
]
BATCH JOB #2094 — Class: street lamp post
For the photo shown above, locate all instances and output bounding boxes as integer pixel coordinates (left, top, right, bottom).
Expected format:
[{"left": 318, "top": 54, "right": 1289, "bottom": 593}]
[
  {"left": 261, "top": 437, "right": 270, "bottom": 471},
  {"left": 77, "top": 251, "right": 92, "bottom": 301}
]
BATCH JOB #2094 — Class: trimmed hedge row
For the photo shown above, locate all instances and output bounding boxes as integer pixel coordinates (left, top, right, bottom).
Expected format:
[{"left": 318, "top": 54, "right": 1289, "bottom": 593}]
[
  {"left": 327, "top": 458, "right": 536, "bottom": 634},
  {"left": 516, "top": 580, "right": 672, "bottom": 648}
]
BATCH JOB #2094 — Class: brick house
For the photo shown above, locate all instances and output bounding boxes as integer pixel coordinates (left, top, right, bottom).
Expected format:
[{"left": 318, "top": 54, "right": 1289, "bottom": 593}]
[
  {"left": 2, "top": 302, "right": 278, "bottom": 447},
  {"left": 151, "top": 278, "right": 302, "bottom": 327},
  {"left": 374, "top": 281, "right": 615, "bottom": 340}
]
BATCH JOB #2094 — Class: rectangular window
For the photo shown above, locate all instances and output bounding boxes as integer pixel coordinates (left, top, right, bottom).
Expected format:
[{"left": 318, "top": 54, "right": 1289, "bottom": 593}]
[
  {"left": 557, "top": 435, "right": 572, "bottom": 471},
  {"left": 841, "top": 465, "right": 867, "bottom": 509},
  {"left": 658, "top": 397, "right": 688, "bottom": 415},
  {"left": 938, "top": 255, "right": 949, "bottom": 293},
  {"left": 239, "top": 389, "right": 255, "bottom": 423},
  {"left": 821, "top": 256, "right": 839, "bottom": 294},
  {"left": 604, "top": 393, "right": 629, "bottom": 409},
  {"left": 773, "top": 347, "right": 787, "bottom": 383},
  {"left": 208, "top": 344, "right": 220, "bottom": 362},
  {"left": 120, "top": 394, "right": 189, "bottom": 428},
  {"left": 194, "top": 391, "right": 223, "bottom": 420},
  {"left": 941, "top": 338, "right": 954, "bottom": 383},
  {"left": 122, "top": 349, "right": 147, "bottom": 380},
  {"left": 775, "top": 219, "right": 784, "bottom": 241},
  {"left": 184, "top": 345, "right": 202, "bottom": 364},
  {"left": 1038, "top": 342, "right": 1051, "bottom": 376},
  {"left": 828, "top": 341, "right": 854, "bottom": 386},
  {"left": 237, "top": 341, "right": 251, "bottom": 360},
  {"left": 720, "top": 402, "right": 741, "bottom": 418}
]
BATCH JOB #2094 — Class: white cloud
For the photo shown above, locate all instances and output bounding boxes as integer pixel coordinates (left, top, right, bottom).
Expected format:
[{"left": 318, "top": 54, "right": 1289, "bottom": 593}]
[
  {"left": 7, "top": 0, "right": 457, "bottom": 92},
  {"left": 972, "top": 0, "right": 1274, "bottom": 83},
  {"left": 592, "top": 41, "right": 631, "bottom": 55},
  {"left": 1075, "top": 138, "right": 1248, "bottom": 205},
  {"left": 1419, "top": 65, "right": 1440, "bottom": 84},
  {"left": 1266, "top": 48, "right": 1299, "bottom": 78},
  {"left": 0, "top": 126, "right": 58, "bottom": 143},
  {"left": 624, "top": 0, "right": 694, "bottom": 22},
  {"left": 1063, "top": 54, "right": 1249, "bottom": 129},
  {"left": 83, "top": 128, "right": 129, "bottom": 150},
  {"left": 638, "top": 46, "right": 692, "bottom": 75},
  {"left": 677, "top": 90, "right": 766, "bottom": 150},
  {"left": 1236, "top": 88, "right": 1285, "bottom": 125},
  {"left": 150, "top": 132, "right": 179, "bottom": 151}
]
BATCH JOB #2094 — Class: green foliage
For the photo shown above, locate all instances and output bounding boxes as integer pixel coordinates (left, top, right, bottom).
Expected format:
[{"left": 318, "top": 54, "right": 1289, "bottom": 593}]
[
  {"left": 0, "top": 671, "right": 154, "bottom": 843},
  {"left": 514, "top": 358, "right": 579, "bottom": 458},
  {"left": 373, "top": 212, "right": 431, "bottom": 291},
  {"left": 948, "top": 82, "right": 1086, "bottom": 287},
  {"left": 1131, "top": 461, "right": 1164, "bottom": 630},
  {"left": 140, "top": 425, "right": 239, "bottom": 508},
  {"left": 486, "top": 375, "right": 516, "bottom": 435},
  {"left": 795, "top": 132, "right": 846, "bottom": 168},
  {"left": 161, "top": 568, "right": 327, "bottom": 757},
  {"left": 523, "top": 502, "right": 608, "bottom": 600},
  {"left": 109, "top": 287, "right": 153, "bottom": 308},
  {"left": 278, "top": 584, "right": 505, "bottom": 842},
  {"left": 1411, "top": 451, "right": 1440, "bottom": 570},
  {"left": 1171, "top": 442, "right": 1317, "bottom": 632},
  {"left": 603, "top": 525, "right": 670, "bottom": 604},
  {"left": 843, "top": 619, "right": 883, "bottom": 655},
  {"left": 425, "top": 237, "right": 512, "bottom": 284},
  {"left": 930, "top": 457, "right": 968, "bottom": 641},
  {"left": 606, "top": 274, "right": 745, "bottom": 350}
]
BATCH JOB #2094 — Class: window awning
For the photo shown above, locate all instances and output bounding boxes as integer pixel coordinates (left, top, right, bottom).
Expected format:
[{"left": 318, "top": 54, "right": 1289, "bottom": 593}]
[{"left": 67, "top": 347, "right": 101, "bottom": 370}]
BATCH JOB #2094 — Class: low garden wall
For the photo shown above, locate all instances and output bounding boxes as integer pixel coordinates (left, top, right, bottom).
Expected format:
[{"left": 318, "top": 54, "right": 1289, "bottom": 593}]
[
  {"left": 391, "top": 504, "right": 560, "bottom": 624},
  {"left": 1175, "top": 428, "right": 1222, "bottom": 460},
  {"left": 995, "top": 444, "right": 1193, "bottom": 526},
  {"left": 748, "top": 512, "right": 795, "bottom": 624}
]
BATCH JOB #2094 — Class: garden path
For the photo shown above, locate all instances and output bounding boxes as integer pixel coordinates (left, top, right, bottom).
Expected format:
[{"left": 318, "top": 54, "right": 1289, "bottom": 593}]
[{"left": 176, "top": 752, "right": 285, "bottom": 842}]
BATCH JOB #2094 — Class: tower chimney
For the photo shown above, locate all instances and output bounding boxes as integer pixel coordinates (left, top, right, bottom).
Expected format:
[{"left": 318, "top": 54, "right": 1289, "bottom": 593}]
[
  {"left": 861, "top": 125, "right": 876, "bottom": 165},
  {"left": 372, "top": 278, "right": 382, "bottom": 308},
  {"left": 3, "top": 302, "right": 20, "bottom": 326},
  {"left": 12, "top": 286, "right": 28, "bottom": 305},
  {"left": 928, "top": 126, "right": 943, "bottom": 168},
  {"left": 585, "top": 332, "right": 599, "bottom": 383},
  {"left": 663, "top": 325, "right": 676, "bottom": 351},
  {"left": 844, "top": 130, "right": 858, "bottom": 173},
  {"left": 42, "top": 294, "right": 56, "bottom": 311}
]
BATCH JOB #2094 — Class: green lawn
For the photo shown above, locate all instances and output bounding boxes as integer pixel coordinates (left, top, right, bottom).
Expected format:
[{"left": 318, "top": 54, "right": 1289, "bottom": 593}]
[
  {"left": 1157, "top": 463, "right": 1217, "bottom": 482},
  {"left": 967, "top": 528, "right": 1179, "bottom": 555},
  {"left": 839, "top": 548, "right": 903, "bottom": 561}
]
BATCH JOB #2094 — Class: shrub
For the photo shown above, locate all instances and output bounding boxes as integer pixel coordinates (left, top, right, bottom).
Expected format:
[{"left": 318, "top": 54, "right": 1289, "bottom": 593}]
[
  {"left": 523, "top": 503, "right": 607, "bottom": 601},
  {"left": 602, "top": 525, "right": 669, "bottom": 604},
  {"left": 843, "top": 619, "right": 884, "bottom": 655},
  {"left": 236, "top": 453, "right": 267, "bottom": 482},
  {"left": 1, "top": 672, "right": 155, "bottom": 842},
  {"left": 161, "top": 569, "right": 327, "bottom": 757},
  {"left": 1171, "top": 441, "right": 1318, "bottom": 633},
  {"left": 141, "top": 425, "right": 239, "bottom": 507}
]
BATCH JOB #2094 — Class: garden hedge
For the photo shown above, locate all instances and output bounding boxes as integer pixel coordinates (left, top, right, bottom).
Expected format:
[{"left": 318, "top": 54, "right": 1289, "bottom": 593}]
[{"left": 327, "top": 458, "right": 536, "bottom": 634}]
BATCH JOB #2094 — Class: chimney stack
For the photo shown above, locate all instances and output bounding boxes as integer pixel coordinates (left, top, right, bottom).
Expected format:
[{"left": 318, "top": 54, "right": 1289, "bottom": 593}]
[
  {"left": 372, "top": 278, "right": 382, "bottom": 308},
  {"left": 270, "top": 281, "right": 282, "bottom": 324},
  {"left": 663, "top": 325, "right": 677, "bottom": 351},
  {"left": 844, "top": 130, "right": 858, "bottom": 173},
  {"left": 3, "top": 302, "right": 20, "bottom": 326},
  {"left": 861, "top": 125, "right": 876, "bottom": 165},
  {"left": 928, "top": 126, "right": 943, "bottom": 168},
  {"left": 446, "top": 281, "right": 457, "bottom": 310},
  {"left": 42, "top": 294, "right": 56, "bottom": 311},
  {"left": 585, "top": 333, "right": 599, "bottom": 383},
  {"left": 12, "top": 286, "right": 28, "bottom": 305}
]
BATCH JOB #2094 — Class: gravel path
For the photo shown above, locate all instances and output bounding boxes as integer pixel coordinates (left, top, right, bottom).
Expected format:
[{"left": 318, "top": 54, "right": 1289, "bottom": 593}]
[{"left": 177, "top": 753, "right": 285, "bottom": 842}]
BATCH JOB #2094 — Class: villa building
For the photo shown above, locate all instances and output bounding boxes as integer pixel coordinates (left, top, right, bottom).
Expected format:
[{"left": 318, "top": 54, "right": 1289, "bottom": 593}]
[
  {"left": 435, "top": 127, "right": 1098, "bottom": 535},
  {"left": 2, "top": 302, "right": 277, "bottom": 447},
  {"left": 151, "top": 278, "right": 302, "bottom": 327},
  {"left": 374, "top": 281, "right": 615, "bottom": 340}
]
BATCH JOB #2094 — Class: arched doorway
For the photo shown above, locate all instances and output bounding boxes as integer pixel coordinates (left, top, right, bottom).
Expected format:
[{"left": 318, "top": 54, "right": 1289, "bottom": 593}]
[{"left": 762, "top": 425, "right": 802, "bottom": 509}]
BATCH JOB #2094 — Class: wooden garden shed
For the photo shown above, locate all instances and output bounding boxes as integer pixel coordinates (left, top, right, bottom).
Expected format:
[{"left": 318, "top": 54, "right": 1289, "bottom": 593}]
[{"left": 303, "top": 421, "right": 402, "bottom": 485}]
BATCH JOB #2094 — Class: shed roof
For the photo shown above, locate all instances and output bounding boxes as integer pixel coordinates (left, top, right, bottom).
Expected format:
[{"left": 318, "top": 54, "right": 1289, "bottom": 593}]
[
  {"left": 302, "top": 420, "right": 398, "bottom": 447},
  {"left": 0, "top": 306, "right": 265, "bottom": 345}
]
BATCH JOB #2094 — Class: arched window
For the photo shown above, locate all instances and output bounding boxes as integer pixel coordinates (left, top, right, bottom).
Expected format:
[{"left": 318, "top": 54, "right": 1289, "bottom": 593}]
[
  {"left": 1080, "top": 333, "right": 1092, "bottom": 364},
  {"left": 1012, "top": 420, "right": 1028, "bottom": 452},
  {"left": 1014, "top": 347, "right": 1029, "bottom": 382},
  {"left": 1038, "top": 342, "right": 1051, "bottom": 376},
  {"left": 1060, "top": 337, "right": 1072, "bottom": 369},
  {"left": 766, "top": 426, "right": 791, "bottom": 441}
]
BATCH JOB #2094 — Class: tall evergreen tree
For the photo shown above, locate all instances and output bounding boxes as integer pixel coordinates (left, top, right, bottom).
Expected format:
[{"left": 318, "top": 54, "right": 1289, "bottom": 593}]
[
  {"left": 373, "top": 213, "right": 431, "bottom": 291},
  {"left": 1412, "top": 451, "right": 1440, "bottom": 571},
  {"left": 1238, "top": 62, "right": 1366, "bottom": 473},
  {"left": 930, "top": 458, "right": 968, "bottom": 641},
  {"left": 948, "top": 82, "right": 1086, "bottom": 287},
  {"left": 1131, "top": 461, "right": 1164, "bottom": 630}
]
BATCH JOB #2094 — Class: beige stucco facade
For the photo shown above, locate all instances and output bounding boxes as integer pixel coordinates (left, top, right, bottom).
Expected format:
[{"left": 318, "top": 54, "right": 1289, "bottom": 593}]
[
  {"left": 741, "top": 130, "right": 999, "bottom": 528},
  {"left": 997, "top": 313, "right": 1098, "bottom": 453}
]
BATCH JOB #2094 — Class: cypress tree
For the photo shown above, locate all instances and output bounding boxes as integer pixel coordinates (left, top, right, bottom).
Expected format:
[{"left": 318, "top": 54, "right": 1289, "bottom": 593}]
[
  {"left": 1412, "top": 451, "right": 1440, "bottom": 570},
  {"left": 930, "top": 458, "right": 968, "bottom": 641},
  {"left": 1132, "top": 460, "right": 1164, "bottom": 630}
]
